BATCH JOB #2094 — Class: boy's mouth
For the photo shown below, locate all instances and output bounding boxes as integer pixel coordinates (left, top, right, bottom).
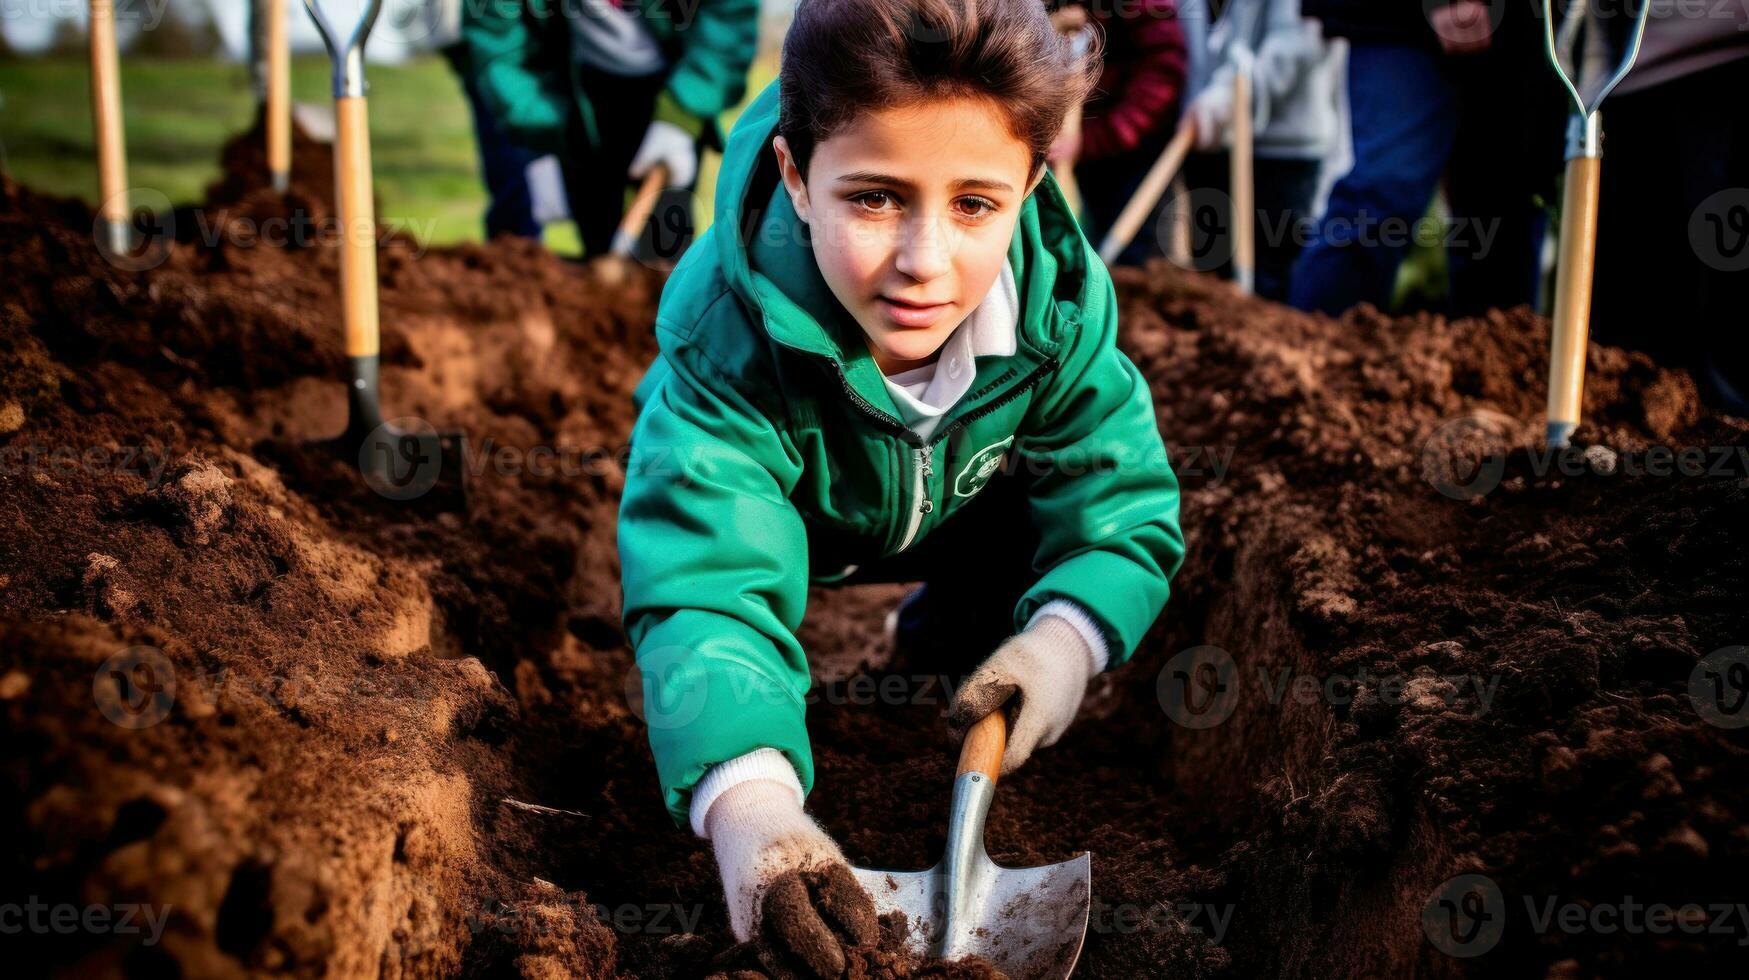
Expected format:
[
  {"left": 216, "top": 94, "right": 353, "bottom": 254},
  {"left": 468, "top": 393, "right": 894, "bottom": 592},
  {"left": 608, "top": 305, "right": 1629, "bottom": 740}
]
[{"left": 878, "top": 296, "right": 953, "bottom": 329}]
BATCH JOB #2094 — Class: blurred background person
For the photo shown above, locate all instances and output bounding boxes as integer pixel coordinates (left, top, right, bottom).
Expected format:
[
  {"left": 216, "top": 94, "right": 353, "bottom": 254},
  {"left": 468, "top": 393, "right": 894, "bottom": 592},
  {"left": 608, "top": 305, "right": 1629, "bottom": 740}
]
[
  {"left": 1179, "top": 0, "right": 1342, "bottom": 302},
  {"left": 461, "top": 0, "right": 759, "bottom": 260},
  {"left": 433, "top": 0, "right": 541, "bottom": 240},
  {"left": 1588, "top": 0, "right": 1749, "bottom": 415},
  {"left": 1290, "top": 0, "right": 1566, "bottom": 316},
  {"left": 1052, "top": 0, "right": 1189, "bottom": 268}
]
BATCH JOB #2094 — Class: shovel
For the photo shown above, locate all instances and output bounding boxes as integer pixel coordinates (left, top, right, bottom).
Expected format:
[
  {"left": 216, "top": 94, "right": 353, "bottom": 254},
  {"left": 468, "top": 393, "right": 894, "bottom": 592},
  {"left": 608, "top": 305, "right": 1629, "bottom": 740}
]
[
  {"left": 852, "top": 711, "right": 1091, "bottom": 979},
  {"left": 1229, "top": 47, "right": 1255, "bottom": 295},
  {"left": 1539, "top": 0, "right": 1649, "bottom": 447},
  {"left": 597, "top": 165, "right": 670, "bottom": 286},
  {"left": 1096, "top": 117, "right": 1195, "bottom": 266},
  {"left": 303, "top": 0, "right": 467, "bottom": 506},
  {"left": 267, "top": 0, "right": 292, "bottom": 193},
  {"left": 87, "top": 0, "right": 130, "bottom": 258}
]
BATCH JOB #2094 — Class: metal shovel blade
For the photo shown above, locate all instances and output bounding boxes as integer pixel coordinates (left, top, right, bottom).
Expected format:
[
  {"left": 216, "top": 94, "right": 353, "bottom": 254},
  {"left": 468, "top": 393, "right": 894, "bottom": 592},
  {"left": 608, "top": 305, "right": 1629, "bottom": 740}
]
[{"left": 852, "top": 768, "right": 1091, "bottom": 979}]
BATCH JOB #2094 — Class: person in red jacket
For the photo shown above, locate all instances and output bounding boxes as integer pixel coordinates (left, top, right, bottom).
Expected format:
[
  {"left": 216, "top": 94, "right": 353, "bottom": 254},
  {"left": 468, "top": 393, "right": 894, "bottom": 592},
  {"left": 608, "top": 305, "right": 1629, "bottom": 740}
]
[{"left": 1052, "top": 0, "right": 1189, "bottom": 266}]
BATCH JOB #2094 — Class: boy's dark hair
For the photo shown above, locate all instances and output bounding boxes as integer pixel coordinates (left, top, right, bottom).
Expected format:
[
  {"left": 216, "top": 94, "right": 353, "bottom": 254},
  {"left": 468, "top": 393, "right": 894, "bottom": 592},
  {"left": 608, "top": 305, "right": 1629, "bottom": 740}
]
[{"left": 777, "top": 0, "right": 1103, "bottom": 184}]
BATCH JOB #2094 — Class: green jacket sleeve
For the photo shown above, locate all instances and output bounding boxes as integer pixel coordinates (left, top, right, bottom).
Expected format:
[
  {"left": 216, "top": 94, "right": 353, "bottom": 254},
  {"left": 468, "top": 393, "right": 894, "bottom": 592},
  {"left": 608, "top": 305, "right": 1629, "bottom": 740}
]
[
  {"left": 461, "top": 0, "right": 567, "bottom": 154},
  {"left": 657, "top": 0, "right": 760, "bottom": 124},
  {"left": 618, "top": 338, "right": 815, "bottom": 828},
  {"left": 1014, "top": 259, "right": 1186, "bottom": 668}
]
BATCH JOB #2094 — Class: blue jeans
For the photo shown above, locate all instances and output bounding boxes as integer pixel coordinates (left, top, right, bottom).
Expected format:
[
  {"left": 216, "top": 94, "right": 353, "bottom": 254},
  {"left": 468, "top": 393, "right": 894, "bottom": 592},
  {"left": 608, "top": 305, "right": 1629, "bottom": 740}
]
[
  {"left": 1291, "top": 41, "right": 1562, "bottom": 317},
  {"left": 459, "top": 71, "right": 541, "bottom": 240}
]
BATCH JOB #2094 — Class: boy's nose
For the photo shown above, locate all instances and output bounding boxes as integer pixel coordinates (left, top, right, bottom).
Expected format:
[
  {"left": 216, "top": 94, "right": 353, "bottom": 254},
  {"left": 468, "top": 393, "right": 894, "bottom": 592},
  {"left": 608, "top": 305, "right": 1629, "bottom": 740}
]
[{"left": 894, "top": 216, "right": 954, "bottom": 283}]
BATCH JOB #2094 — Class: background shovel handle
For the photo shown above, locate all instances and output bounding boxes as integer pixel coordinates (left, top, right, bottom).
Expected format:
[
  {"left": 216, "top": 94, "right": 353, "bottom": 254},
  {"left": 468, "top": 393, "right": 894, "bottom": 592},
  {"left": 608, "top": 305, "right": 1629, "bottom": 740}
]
[
  {"left": 88, "top": 0, "right": 128, "bottom": 230},
  {"left": 1545, "top": 154, "right": 1601, "bottom": 445},
  {"left": 613, "top": 165, "right": 670, "bottom": 257},
  {"left": 335, "top": 95, "right": 379, "bottom": 359},
  {"left": 1230, "top": 61, "right": 1255, "bottom": 294},
  {"left": 267, "top": 0, "right": 291, "bottom": 191},
  {"left": 1097, "top": 117, "right": 1196, "bottom": 266},
  {"left": 956, "top": 710, "right": 1007, "bottom": 784}
]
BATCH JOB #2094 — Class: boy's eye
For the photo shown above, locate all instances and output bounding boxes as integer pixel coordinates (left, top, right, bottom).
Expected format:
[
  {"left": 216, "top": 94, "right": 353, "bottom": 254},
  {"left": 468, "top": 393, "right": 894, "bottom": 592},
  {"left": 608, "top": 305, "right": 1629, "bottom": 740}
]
[
  {"left": 955, "top": 196, "right": 997, "bottom": 218},
  {"left": 851, "top": 191, "right": 895, "bottom": 213}
]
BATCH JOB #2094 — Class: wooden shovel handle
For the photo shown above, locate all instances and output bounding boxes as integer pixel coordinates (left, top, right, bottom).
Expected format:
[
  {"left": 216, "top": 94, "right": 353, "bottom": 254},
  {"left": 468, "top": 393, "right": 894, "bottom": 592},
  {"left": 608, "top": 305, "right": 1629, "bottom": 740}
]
[
  {"left": 88, "top": 0, "right": 128, "bottom": 224},
  {"left": 335, "top": 95, "right": 379, "bottom": 358},
  {"left": 1230, "top": 66, "right": 1254, "bottom": 293},
  {"left": 956, "top": 709, "right": 1007, "bottom": 784},
  {"left": 1546, "top": 154, "right": 1601, "bottom": 437},
  {"left": 267, "top": 0, "right": 291, "bottom": 184},
  {"left": 614, "top": 166, "right": 669, "bottom": 256},
  {"left": 1098, "top": 117, "right": 1196, "bottom": 265}
]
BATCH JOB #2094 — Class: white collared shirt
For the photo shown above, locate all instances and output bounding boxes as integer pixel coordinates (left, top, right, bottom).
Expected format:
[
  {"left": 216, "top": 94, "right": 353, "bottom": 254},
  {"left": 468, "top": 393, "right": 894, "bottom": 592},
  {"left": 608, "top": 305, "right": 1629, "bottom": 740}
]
[{"left": 879, "top": 258, "right": 1020, "bottom": 441}]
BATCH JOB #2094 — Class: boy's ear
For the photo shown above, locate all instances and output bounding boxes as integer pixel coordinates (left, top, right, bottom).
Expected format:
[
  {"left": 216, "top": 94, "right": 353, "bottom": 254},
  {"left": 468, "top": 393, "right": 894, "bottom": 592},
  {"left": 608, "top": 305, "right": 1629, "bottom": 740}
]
[{"left": 771, "top": 136, "right": 811, "bottom": 224}]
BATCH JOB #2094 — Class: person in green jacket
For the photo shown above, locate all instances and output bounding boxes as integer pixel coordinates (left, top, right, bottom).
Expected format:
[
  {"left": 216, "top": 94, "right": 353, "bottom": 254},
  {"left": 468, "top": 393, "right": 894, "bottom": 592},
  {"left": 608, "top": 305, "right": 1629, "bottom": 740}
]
[
  {"left": 618, "top": 0, "right": 1186, "bottom": 951},
  {"left": 460, "top": 0, "right": 758, "bottom": 258}
]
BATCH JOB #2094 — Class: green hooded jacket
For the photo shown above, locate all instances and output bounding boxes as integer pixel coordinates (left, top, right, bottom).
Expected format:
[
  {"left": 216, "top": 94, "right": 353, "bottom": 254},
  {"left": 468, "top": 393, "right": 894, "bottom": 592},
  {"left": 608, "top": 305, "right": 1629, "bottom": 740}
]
[
  {"left": 459, "top": 0, "right": 759, "bottom": 154},
  {"left": 619, "top": 80, "right": 1185, "bottom": 827}
]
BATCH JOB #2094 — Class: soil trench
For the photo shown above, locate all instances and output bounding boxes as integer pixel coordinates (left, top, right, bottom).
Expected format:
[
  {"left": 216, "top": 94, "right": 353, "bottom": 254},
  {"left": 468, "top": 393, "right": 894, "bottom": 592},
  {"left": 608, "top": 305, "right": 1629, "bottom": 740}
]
[{"left": 1, "top": 125, "right": 1746, "bottom": 979}]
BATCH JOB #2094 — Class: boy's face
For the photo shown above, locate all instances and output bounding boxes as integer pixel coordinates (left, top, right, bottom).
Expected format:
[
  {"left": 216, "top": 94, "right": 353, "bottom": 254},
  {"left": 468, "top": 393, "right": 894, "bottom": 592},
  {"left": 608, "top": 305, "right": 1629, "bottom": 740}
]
[{"left": 773, "top": 97, "right": 1043, "bottom": 376}]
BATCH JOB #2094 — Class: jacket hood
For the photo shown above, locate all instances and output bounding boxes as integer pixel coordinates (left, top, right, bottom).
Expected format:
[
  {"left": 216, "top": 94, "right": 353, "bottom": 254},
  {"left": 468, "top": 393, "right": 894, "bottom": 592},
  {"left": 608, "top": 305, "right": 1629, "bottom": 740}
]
[{"left": 710, "top": 80, "right": 1102, "bottom": 370}]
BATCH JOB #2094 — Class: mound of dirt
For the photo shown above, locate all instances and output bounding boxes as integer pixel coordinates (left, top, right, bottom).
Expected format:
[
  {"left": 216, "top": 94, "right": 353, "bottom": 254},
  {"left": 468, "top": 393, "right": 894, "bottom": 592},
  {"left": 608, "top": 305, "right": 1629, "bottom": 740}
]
[{"left": 1, "top": 127, "right": 1746, "bottom": 980}]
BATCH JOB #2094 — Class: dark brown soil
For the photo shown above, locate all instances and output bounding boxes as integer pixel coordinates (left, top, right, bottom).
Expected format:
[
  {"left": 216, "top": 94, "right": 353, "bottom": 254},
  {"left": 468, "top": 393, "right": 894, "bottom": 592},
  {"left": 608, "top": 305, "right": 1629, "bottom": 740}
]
[{"left": 1, "top": 125, "right": 1746, "bottom": 980}]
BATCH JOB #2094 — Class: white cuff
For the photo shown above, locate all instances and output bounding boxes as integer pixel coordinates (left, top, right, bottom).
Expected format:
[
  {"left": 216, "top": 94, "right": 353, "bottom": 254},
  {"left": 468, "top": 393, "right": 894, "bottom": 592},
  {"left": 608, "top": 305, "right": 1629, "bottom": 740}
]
[
  {"left": 688, "top": 747, "right": 805, "bottom": 839},
  {"left": 1029, "top": 600, "right": 1110, "bottom": 674}
]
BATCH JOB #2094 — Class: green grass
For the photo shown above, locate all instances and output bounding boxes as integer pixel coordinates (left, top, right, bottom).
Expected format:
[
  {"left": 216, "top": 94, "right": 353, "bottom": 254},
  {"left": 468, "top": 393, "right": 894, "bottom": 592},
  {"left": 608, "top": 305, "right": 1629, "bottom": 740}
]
[{"left": 0, "top": 52, "right": 778, "bottom": 250}]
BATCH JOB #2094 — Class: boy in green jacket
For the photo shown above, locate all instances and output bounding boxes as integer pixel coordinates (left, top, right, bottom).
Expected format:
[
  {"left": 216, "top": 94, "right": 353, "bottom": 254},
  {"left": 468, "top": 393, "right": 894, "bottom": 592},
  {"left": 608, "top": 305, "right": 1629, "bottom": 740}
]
[{"left": 618, "top": 0, "right": 1185, "bottom": 950}]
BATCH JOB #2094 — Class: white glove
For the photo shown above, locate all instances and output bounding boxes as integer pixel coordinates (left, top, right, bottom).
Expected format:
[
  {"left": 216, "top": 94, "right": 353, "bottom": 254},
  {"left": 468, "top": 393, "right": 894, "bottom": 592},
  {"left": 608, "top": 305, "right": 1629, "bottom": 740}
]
[
  {"left": 627, "top": 119, "right": 698, "bottom": 190},
  {"left": 946, "top": 613, "right": 1101, "bottom": 774},
  {"left": 1187, "top": 81, "right": 1235, "bottom": 151},
  {"left": 1255, "top": 18, "right": 1325, "bottom": 104},
  {"left": 698, "top": 771, "right": 866, "bottom": 946}
]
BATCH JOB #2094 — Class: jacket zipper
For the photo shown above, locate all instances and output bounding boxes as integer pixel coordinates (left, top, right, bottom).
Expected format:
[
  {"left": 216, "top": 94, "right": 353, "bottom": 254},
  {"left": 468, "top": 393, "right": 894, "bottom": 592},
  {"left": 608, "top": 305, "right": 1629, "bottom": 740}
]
[
  {"left": 894, "top": 444, "right": 934, "bottom": 553},
  {"left": 892, "top": 356, "right": 1057, "bottom": 554},
  {"left": 826, "top": 354, "right": 1058, "bottom": 556},
  {"left": 931, "top": 356, "right": 1059, "bottom": 444}
]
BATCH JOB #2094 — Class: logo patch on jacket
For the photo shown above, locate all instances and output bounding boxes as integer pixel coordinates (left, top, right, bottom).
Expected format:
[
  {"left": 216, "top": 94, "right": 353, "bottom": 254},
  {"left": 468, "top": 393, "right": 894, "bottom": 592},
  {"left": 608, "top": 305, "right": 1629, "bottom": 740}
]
[{"left": 954, "top": 437, "right": 1014, "bottom": 498}]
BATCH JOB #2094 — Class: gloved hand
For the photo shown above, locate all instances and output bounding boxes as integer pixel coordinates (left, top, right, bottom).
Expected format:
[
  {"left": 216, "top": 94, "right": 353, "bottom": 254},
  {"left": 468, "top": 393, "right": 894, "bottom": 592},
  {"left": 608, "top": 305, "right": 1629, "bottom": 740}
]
[
  {"left": 1186, "top": 81, "right": 1235, "bottom": 151},
  {"left": 702, "top": 776, "right": 878, "bottom": 965},
  {"left": 628, "top": 119, "right": 699, "bottom": 190},
  {"left": 1255, "top": 18, "right": 1326, "bottom": 104},
  {"left": 946, "top": 615, "right": 1098, "bottom": 774}
]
